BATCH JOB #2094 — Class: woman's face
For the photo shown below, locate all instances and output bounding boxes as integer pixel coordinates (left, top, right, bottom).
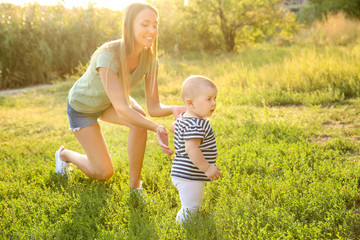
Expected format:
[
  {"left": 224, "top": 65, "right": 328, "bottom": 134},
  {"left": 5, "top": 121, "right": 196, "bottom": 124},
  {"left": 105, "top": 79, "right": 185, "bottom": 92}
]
[{"left": 133, "top": 8, "right": 158, "bottom": 49}]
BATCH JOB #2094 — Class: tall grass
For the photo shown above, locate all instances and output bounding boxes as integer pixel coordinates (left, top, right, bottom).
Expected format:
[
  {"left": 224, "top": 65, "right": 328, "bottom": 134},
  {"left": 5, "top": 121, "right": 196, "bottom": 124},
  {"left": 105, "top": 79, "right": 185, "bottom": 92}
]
[
  {"left": 0, "top": 3, "right": 122, "bottom": 89},
  {"left": 297, "top": 11, "right": 360, "bottom": 46},
  {"left": 1, "top": 46, "right": 360, "bottom": 239},
  {"left": 159, "top": 44, "right": 360, "bottom": 106},
  {"left": 0, "top": 1, "right": 298, "bottom": 90},
  {"left": 249, "top": 46, "right": 360, "bottom": 105}
]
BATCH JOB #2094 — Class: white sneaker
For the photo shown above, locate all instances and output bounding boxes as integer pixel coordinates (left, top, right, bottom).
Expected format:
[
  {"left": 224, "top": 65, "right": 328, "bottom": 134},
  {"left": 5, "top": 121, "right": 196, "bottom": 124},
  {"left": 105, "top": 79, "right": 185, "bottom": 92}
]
[{"left": 55, "top": 146, "right": 71, "bottom": 176}]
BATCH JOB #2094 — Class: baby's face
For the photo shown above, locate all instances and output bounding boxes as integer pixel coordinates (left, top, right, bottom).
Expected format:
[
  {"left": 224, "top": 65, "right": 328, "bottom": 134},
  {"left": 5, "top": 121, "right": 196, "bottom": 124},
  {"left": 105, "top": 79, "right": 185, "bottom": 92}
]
[{"left": 188, "top": 86, "right": 217, "bottom": 119}]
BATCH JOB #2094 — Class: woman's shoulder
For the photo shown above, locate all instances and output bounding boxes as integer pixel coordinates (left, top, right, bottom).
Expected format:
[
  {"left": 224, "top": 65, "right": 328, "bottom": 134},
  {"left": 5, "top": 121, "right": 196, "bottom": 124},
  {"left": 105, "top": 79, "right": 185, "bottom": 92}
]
[
  {"left": 102, "top": 39, "right": 122, "bottom": 49},
  {"left": 93, "top": 39, "right": 122, "bottom": 57}
]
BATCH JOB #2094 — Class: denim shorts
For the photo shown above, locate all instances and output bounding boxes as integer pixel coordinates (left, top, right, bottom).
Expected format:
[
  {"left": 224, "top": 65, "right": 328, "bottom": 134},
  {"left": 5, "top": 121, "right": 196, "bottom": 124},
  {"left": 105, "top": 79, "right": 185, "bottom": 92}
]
[{"left": 67, "top": 100, "right": 105, "bottom": 131}]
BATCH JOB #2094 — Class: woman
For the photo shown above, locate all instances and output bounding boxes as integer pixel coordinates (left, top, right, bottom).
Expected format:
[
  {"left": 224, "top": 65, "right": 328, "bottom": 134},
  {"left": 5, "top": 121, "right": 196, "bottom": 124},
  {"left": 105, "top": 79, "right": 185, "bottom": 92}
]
[{"left": 55, "top": 2, "right": 186, "bottom": 190}]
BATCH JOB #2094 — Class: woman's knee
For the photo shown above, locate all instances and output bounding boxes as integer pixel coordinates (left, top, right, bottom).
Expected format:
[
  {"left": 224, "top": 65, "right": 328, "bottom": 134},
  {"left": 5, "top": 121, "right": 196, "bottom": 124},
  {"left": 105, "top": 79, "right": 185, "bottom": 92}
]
[{"left": 93, "top": 166, "right": 114, "bottom": 181}]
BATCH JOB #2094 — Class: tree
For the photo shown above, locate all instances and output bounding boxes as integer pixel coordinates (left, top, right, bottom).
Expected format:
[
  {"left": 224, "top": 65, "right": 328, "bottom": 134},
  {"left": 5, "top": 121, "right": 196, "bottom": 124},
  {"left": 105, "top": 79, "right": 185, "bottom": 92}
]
[
  {"left": 312, "top": 0, "right": 360, "bottom": 18},
  {"left": 186, "top": 0, "right": 298, "bottom": 52}
]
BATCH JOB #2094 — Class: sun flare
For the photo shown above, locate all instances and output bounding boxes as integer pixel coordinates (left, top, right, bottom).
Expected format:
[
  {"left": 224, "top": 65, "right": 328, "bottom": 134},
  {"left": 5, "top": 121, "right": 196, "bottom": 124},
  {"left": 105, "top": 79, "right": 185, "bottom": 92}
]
[{"left": 1, "top": 0, "right": 140, "bottom": 11}]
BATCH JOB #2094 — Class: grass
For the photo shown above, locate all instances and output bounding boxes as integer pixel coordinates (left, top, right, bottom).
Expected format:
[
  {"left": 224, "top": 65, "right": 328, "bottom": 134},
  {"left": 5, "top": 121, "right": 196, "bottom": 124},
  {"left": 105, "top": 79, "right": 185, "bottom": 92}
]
[
  {"left": 1, "top": 45, "right": 360, "bottom": 239},
  {"left": 297, "top": 12, "right": 360, "bottom": 47}
]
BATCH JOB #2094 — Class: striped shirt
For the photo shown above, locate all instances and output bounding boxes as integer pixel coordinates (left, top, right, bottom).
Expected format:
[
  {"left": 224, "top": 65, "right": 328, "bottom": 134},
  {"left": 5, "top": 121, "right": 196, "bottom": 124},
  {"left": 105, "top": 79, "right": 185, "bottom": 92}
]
[{"left": 171, "top": 114, "right": 217, "bottom": 182}]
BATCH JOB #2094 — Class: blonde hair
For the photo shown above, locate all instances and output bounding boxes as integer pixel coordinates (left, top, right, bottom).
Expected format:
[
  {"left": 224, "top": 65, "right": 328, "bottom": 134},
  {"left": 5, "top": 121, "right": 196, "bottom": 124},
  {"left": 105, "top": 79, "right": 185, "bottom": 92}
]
[
  {"left": 181, "top": 75, "right": 217, "bottom": 103},
  {"left": 92, "top": 2, "right": 158, "bottom": 105}
]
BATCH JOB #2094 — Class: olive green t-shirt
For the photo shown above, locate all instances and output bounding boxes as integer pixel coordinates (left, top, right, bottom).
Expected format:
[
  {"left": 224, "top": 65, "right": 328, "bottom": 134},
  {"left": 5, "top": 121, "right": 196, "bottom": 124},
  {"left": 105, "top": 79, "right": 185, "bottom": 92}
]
[{"left": 68, "top": 47, "right": 157, "bottom": 113}]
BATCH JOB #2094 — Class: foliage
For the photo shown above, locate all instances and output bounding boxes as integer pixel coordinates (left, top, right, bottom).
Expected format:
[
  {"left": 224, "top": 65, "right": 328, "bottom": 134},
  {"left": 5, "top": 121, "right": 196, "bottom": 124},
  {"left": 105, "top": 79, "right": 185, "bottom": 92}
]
[
  {"left": 152, "top": 0, "right": 224, "bottom": 53},
  {"left": 299, "top": 0, "right": 360, "bottom": 23},
  {"left": 181, "top": 0, "right": 299, "bottom": 52},
  {"left": 1, "top": 46, "right": 360, "bottom": 239},
  {"left": 0, "top": 3, "right": 121, "bottom": 89},
  {"left": 157, "top": 44, "right": 360, "bottom": 106},
  {"left": 296, "top": 11, "right": 360, "bottom": 46},
  {"left": 311, "top": 0, "right": 360, "bottom": 18},
  {"left": 0, "top": 1, "right": 300, "bottom": 89},
  {"left": 1, "top": 0, "right": 359, "bottom": 90},
  {"left": 153, "top": 0, "right": 217, "bottom": 53}
]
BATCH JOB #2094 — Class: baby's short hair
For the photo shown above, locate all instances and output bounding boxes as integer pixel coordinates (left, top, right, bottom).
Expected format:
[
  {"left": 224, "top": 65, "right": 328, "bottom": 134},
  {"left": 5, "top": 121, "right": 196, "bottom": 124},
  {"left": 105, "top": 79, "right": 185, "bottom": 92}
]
[{"left": 181, "top": 75, "right": 217, "bottom": 103}]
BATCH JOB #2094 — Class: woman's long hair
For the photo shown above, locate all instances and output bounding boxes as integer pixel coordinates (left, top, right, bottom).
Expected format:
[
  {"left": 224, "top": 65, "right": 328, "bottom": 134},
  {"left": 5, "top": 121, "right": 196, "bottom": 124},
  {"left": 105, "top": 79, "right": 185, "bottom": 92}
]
[{"left": 93, "top": 2, "right": 158, "bottom": 105}]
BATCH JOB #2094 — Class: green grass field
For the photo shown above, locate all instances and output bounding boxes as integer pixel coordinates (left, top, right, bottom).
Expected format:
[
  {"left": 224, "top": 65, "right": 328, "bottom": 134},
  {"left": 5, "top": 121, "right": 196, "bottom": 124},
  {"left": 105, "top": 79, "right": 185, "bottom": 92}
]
[{"left": 1, "top": 45, "right": 360, "bottom": 239}]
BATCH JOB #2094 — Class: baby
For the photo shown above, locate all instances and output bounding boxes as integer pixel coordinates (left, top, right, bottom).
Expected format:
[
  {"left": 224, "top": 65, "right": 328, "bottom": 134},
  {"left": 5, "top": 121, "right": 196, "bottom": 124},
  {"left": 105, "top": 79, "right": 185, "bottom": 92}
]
[{"left": 171, "top": 75, "right": 222, "bottom": 224}]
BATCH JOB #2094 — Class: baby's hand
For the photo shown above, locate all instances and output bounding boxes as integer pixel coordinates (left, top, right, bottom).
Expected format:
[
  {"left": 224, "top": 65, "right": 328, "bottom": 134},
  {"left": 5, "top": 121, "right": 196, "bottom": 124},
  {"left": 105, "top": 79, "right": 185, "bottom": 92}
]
[{"left": 204, "top": 165, "right": 222, "bottom": 181}]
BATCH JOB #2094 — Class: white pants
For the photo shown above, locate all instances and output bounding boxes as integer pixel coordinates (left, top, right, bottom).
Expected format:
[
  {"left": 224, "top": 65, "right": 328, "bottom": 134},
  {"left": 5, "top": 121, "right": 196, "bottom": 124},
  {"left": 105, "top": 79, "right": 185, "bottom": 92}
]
[{"left": 172, "top": 177, "right": 206, "bottom": 224}]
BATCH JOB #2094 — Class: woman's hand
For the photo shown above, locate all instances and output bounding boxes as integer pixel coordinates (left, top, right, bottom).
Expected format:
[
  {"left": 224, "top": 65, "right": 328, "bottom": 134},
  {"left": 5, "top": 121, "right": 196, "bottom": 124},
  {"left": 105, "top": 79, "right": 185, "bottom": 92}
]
[
  {"left": 156, "top": 125, "right": 173, "bottom": 156},
  {"left": 172, "top": 106, "right": 186, "bottom": 119}
]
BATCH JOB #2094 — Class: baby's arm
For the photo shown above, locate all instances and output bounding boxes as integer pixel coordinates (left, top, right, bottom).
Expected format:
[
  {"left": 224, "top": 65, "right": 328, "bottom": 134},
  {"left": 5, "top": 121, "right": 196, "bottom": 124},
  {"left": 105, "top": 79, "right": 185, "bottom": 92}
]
[{"left": 185, "top": 139, "right": 221, "bottom": 181}]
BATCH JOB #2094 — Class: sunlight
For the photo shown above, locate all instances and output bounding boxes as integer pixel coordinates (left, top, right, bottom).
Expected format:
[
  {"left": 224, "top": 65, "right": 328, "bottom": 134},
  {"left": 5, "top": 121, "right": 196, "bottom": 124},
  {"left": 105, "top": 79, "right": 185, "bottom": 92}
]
[{"left": 1, "top": 0, "right": 140, "bottom": 11}]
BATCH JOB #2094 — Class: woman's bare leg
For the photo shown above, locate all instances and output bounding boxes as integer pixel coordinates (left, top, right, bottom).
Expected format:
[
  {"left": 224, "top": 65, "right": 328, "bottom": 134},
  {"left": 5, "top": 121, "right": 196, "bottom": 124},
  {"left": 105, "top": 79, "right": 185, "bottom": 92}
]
[
  {"left": 60, "top": 124, "right": 113, "bottom": 181},
  {"left": 127, "top": 124, "right": 147, "bottom": 189},
  {"left": 100, "top": 105, "right": 147, "bottom": 189}
]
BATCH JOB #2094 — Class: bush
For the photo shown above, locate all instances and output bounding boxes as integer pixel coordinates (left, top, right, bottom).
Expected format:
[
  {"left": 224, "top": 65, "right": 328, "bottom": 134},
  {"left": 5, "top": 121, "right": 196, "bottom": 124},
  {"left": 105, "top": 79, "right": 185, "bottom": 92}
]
[{"left": 0, "top": 3, "right": 121, "bottom": 89}]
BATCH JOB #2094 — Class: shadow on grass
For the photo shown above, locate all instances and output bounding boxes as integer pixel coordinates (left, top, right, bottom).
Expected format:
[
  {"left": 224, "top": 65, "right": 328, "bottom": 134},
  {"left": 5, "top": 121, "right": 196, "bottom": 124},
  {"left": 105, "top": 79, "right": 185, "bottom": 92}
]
[
  {"left": 47, "top": 172, "right": 70, "bottom": 189},
  {"left": 179, "top": 211, "right": 218, "bottom": 240},
  {"left": 126, "top": 190, "right": 160, "bottom": 239},
  {"left": 47, "top": 171, "right": 217, "bottom": 239},
  {"left": 46, "top": 172, "right": 162, "bottom": 239},
  {"left": 47, "top": 173, "right": 116, "bottom": 239}
]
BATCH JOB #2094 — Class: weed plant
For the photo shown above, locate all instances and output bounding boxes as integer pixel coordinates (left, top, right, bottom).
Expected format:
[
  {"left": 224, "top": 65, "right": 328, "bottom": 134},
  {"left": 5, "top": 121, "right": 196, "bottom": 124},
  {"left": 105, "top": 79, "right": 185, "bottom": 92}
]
[
  {"left": 297, "top": 12, "right": 360, "bottom": 47},
  {"left": 1, "top": 46, "right": 360, "bottom": 239}
]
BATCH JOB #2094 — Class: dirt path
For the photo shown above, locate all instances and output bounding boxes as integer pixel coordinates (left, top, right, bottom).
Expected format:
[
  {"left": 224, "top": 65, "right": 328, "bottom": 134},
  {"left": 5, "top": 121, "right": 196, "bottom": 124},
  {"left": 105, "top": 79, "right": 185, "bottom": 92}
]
[{"left": 0, "top": 84, "right": 52, "bottom": 96}]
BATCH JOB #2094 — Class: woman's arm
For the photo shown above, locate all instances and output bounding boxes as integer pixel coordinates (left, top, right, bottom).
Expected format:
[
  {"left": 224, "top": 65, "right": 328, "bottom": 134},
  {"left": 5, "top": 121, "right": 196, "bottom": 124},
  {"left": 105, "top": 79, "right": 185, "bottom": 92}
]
[
  {"left": 145, "top": 71, "right": 186, "bottom": 118},
  {"left": 129, "top": 96, "right": 146, "bottom": 116},
  {"left": 100, "top": 67, "right": 158, "bottom": 131},
  {"left": 99, "top": 67, "right": 172, "bottom": 154}
]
